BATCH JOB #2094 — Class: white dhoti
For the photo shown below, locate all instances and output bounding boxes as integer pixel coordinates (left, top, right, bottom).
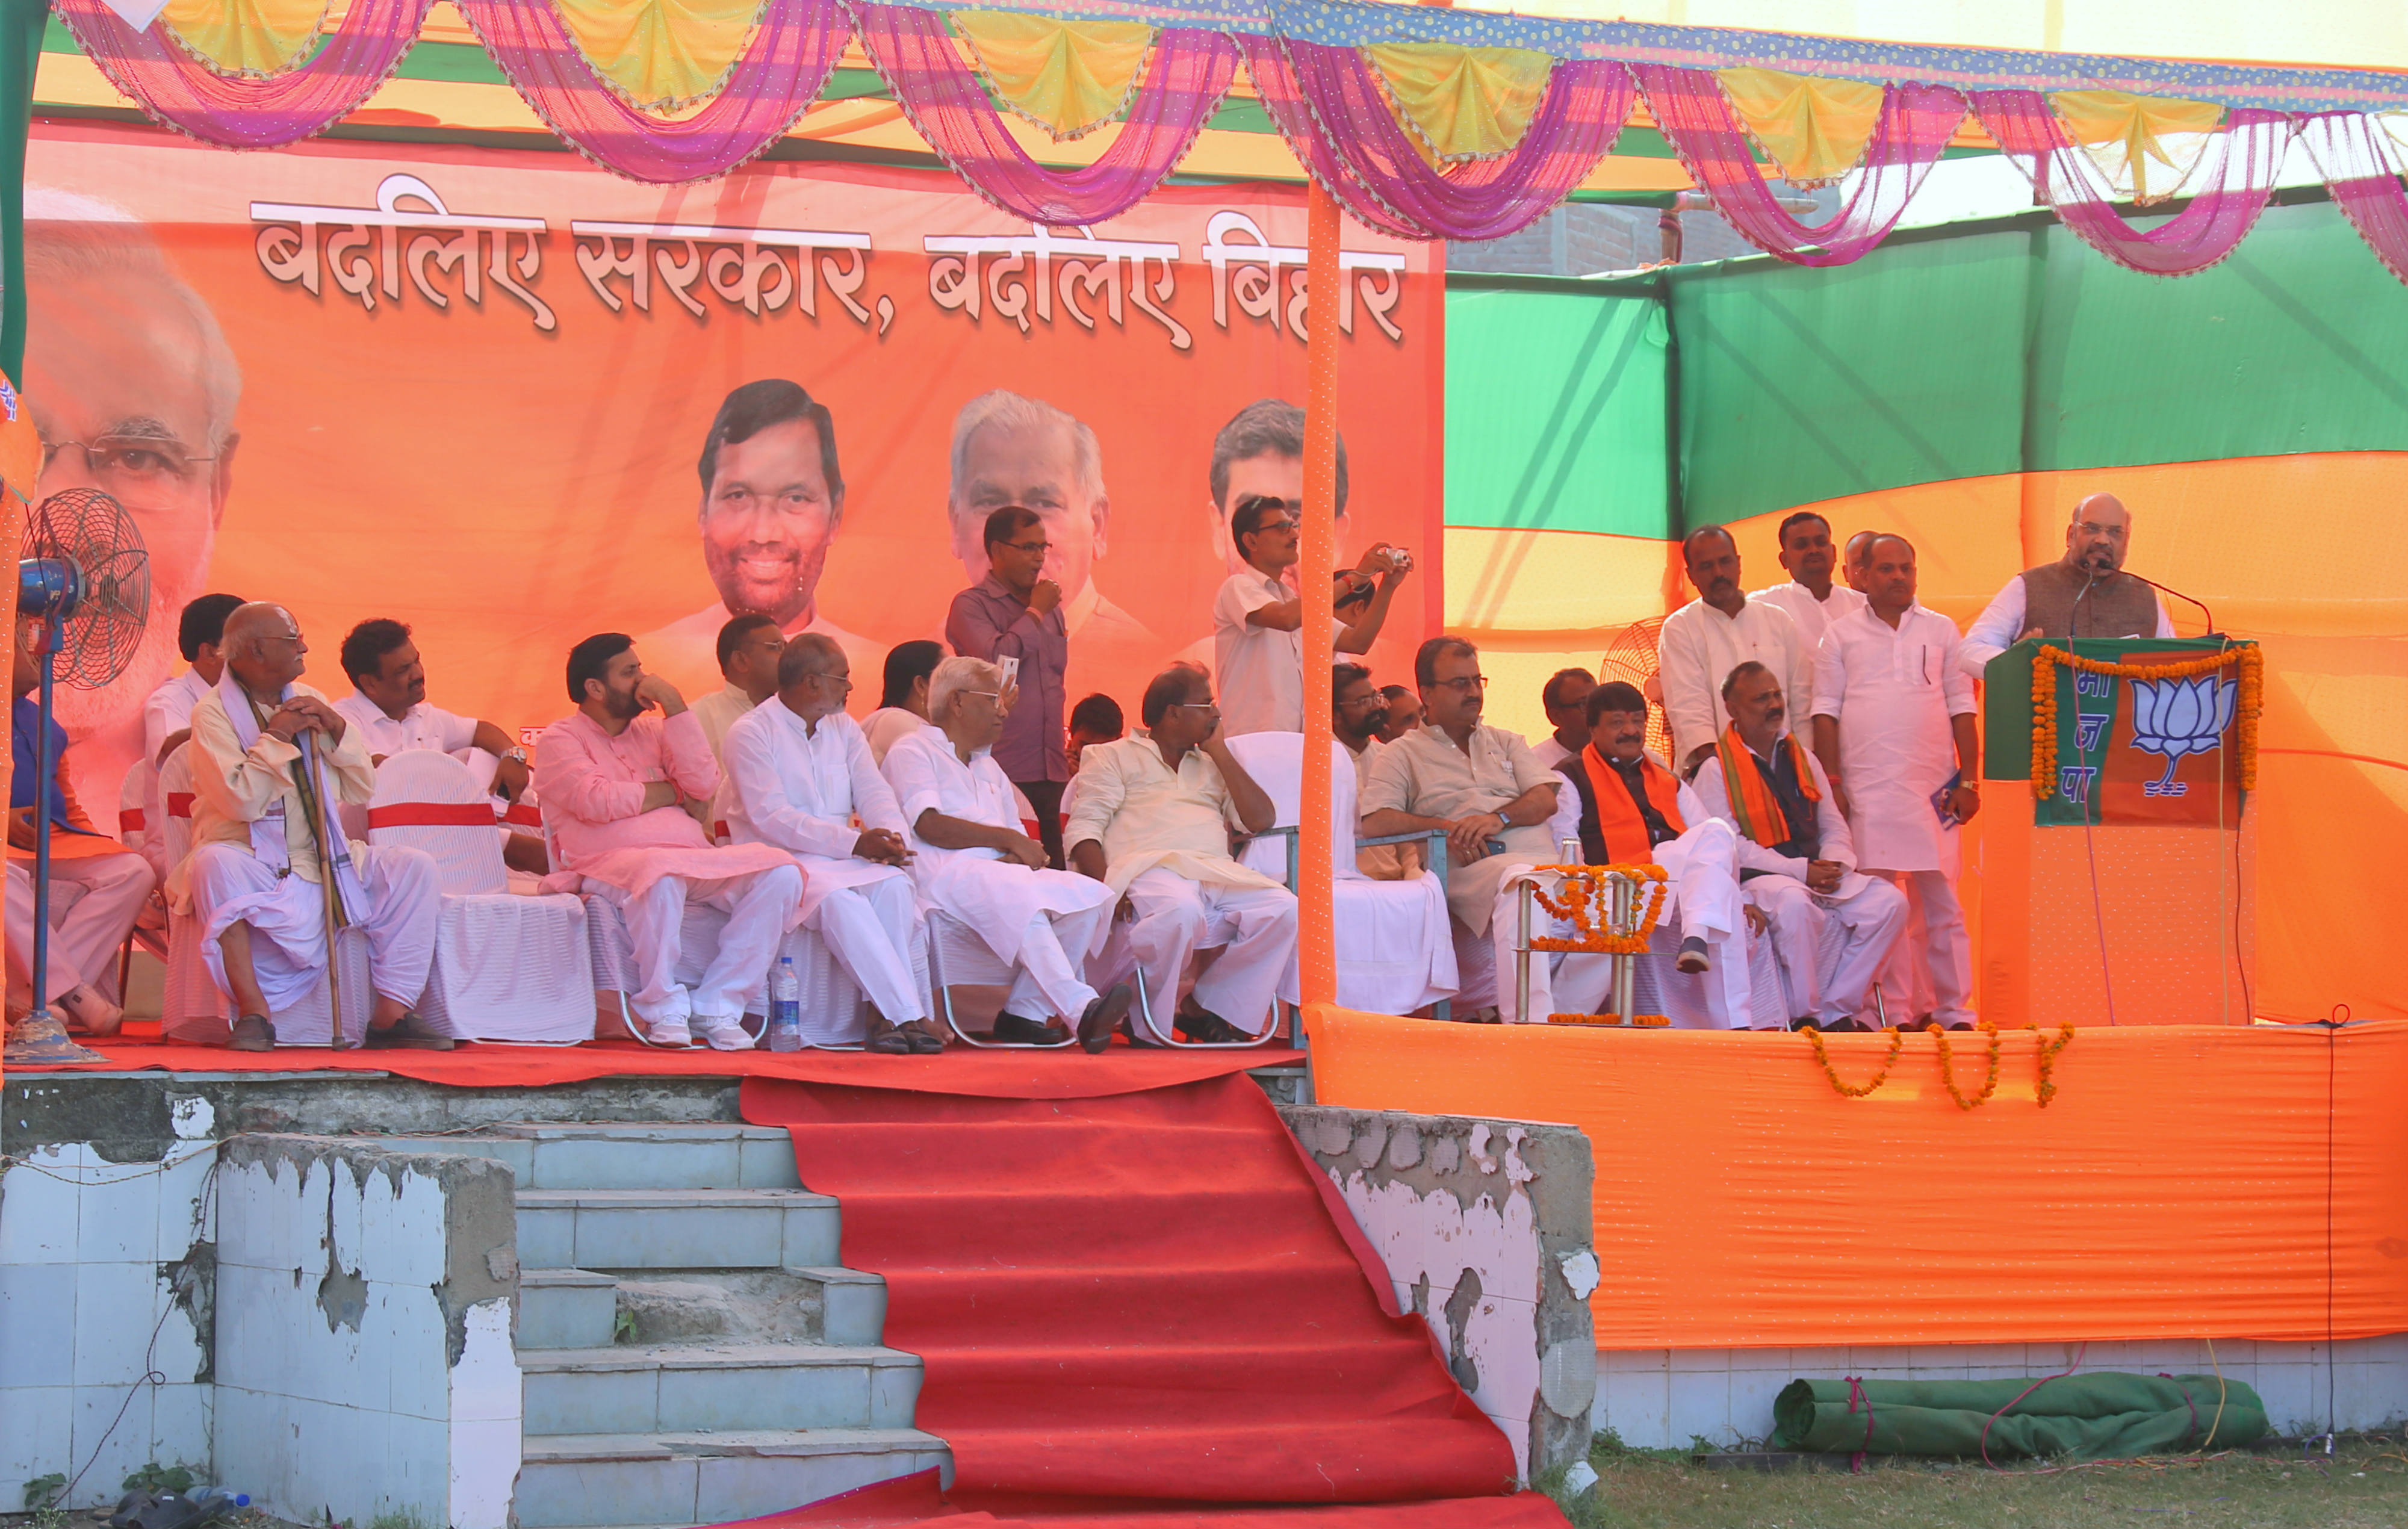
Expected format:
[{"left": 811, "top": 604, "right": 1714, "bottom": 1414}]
[
  {"left": 6, "top": 854, "right": 157, "bottom": 1008},
  {"left": 1489, "top": 820, "right": 1757, "bottom": 1027},
  {"left": 187, "top": 842, "right": 438, "bottom": 1016},
  {"left": 922, "top": 857, "right": 1115, "bottom": 1023},
  {"left": 793, "top": 856, "right": 928, "bottom": 1025},
  {"left": 1746, "top": 873, "right": 1908, "bottom": 1025},
  {"left": 1123, "top": 867, "right": 1298, "bottom": 1043},
  {"left": 591, "top": 863, "right": 803, "bottom": 1026},
  {"left": 1867, "top": 867, "right": 1972, "bottom": 1023}
]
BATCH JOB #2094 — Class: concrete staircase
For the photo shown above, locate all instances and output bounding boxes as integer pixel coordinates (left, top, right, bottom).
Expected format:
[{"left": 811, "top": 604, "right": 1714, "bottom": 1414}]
[{"left": 344, "top": 1122, "right": 950, "bottom": 1526}]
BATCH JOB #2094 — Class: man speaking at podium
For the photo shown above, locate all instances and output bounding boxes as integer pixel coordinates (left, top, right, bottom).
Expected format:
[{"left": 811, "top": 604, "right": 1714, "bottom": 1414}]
[{"left": 1958, "top": 493, "right": 2174, "bottom": 675}]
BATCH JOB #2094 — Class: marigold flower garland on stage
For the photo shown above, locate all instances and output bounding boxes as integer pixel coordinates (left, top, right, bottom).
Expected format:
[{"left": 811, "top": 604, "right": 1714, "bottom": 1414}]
[
  {"left": 2031, "top": 643, "right": 2263, "bottom": 801},
  {"left": 1802, "top": 1021, "right": 1905, "bottom": 1096},
  {"left": 1930, "top": 1020, "right": 2003, "bottom": 1109},
  {"left": 1800, "top": 1020, "right": 2077, "bottom": 1105},
  {"left": 1528, "top": 863, "right": 1669, "bottom": 956}
]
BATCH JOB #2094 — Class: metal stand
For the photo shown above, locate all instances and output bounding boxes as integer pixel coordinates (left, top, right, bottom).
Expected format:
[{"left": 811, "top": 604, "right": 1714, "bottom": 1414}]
[{"left": 1516, "top": 860, "right": 1649, "bottom": 1027}]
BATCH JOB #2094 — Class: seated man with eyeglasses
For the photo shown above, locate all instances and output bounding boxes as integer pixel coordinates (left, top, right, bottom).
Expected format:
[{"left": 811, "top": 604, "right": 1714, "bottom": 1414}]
[
  {"left": 1064, "top": 666, "right": 1294, "bottom": 1047},
  {"left": 1209, "top": 492, "right": 1408, "bottom": 739},
  {"left": 884, "top": 657, "right": 1130, "bottom": 1050},
  {"left": 1358, "top": 637, "right": 1569, "bottom": 1024},
  {"left": 947, "top": 505, "right": 1071, "bottom": 868},
  {"left": 724, "top": 634, "right": 939, "bottom": 1053}
]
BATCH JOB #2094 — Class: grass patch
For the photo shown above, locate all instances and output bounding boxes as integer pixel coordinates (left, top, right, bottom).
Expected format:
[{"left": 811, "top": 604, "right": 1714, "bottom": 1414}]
[{"left": 1547, "top": 1433, "right": 2408, "bottom": 1528}]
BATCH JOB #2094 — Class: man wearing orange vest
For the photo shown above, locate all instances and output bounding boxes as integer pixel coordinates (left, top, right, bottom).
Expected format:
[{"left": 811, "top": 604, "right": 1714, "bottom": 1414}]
[
  {"left": 1546, "top": 681, "right": 1762, "bottom": 1029},
  {"left": 1693, "top": 662, "right": 1905, "bottom": 1031}
]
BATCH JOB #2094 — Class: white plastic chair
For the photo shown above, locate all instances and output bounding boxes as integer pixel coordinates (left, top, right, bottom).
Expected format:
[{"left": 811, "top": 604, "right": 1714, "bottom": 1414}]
[
  {"left": 1226, "top": 731, "right": 1459, "bottom": 1021},
  {"left": 157, "top": 742, "right": 377, "bottom": 1047},
  {"left": 367, "top": 751, "right": 594, "bottom": 1044}
]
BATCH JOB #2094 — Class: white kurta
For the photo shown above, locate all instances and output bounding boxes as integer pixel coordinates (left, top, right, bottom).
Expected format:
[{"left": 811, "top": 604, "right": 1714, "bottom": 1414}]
[
  {"left": 1211, "top": 569, "right": 1344, "bottom": 737},
  {"left": 1657, "top": 596, "right": 1812, "bottom": 768},
  {"left": 861, "top": 707, "right": 926, "bottom": 766},
  {"left": 1749, "top": 581, "right": 1867, "bottom": 657},
  {"left": 724, "top": 700, "right": 927, "bottom": 1022},
  {"left": 138, "top": 670, "right": 212, "bottom": 881},
  {"left": 332, "top": 695, "right": 479, "bottom": 759},
  {"left": 1811, "top": 604, "right": 1976, "bottom": 875},
  {"left": 883, "top": 724, "right": 1117, "bottom": 1021}
]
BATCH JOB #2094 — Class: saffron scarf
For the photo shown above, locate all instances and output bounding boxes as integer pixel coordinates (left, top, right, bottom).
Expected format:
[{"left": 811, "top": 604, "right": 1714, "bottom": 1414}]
[
  {"left": 1580, "top": 743, "right": 1684, "bottom": 866},
  {"left": 1714, "top": 724, "right": 1821, "bottom": 847}
]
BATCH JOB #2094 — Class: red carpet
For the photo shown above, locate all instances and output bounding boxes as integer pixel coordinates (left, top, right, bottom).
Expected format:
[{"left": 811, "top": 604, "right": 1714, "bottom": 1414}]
[
  {"left": 13, "top": 1028, "right": 1296, "bottom": 1098},
  {"left": 742, "top": 1073, "right": 1524, "bottom": 1512},
  {"left": 754, "top": 1468, "right": 1569, "bottom": 1526}
]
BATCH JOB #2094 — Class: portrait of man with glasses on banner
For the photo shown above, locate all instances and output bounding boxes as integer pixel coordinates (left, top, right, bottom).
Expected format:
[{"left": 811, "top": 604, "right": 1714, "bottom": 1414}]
[
  {"left": 23, "top": 193, "right": 243, "bottom": 810},
  {"left": 636, "top": 379, "right": 883, "bottom": 707}
]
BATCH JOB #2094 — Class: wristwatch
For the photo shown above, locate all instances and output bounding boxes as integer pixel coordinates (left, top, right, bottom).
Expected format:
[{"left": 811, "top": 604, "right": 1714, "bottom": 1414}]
[{"left": 501, "top": 747, "right": 529, "bottom": 764}]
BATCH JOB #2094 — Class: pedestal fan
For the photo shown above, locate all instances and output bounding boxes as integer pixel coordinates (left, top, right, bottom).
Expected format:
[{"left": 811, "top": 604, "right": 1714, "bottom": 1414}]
[{"left": 4, "top": 488, "right": 150, "bottom": 1064}]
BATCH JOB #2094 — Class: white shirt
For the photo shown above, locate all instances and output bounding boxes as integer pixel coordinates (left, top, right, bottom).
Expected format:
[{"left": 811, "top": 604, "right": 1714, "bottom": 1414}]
[
  {"left": 142, "top": 668, "right": 213, "bottom": 771},
  {"left": 1958, "top": 576, "right": 2175, "bottom": 677},
  {"left": 1529, "top": 735, "right": 1574, "bottom": 773},
  {"left": 1689, "top": 737, "right": 1860, "bottom": 880},
  {"left": 1749, "top": 580, "right": 1867, "bottom": 656},
  {"left": 689, "top": 683, "right": 762, "bottom": 766},
  {"left": 1063, "top": 735, "right": 1276, "bottom": 895},
  {"left": 1810, "top": 604, "right": 1976, "bottom": 873},
  {"left": 1656, "top": 596, "right": 1811, "bottom": 769},
  {"left": 331, "top": 694, "right": 479, "bottom": 760},
  {"left": 1211, "top": 569, "right": 1343, "bottom": 737},
  {"left": 883, "top": 723, "right": 1023, "bottom": 870},
  {"left": 725, "top": 702, "right": 910, "bottom": 921}
]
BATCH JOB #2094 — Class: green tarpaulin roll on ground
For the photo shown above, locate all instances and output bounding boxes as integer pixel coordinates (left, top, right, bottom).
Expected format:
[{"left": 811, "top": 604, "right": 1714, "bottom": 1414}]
[{"left": 1770, "top": 1373, "right": 2267, "bottom": 1461}]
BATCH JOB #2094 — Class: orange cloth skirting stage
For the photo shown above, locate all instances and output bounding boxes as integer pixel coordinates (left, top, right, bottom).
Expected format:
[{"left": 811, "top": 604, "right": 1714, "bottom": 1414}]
[{"left": 1306, "top": 1008, "right": 2408, "bottom": 1350}]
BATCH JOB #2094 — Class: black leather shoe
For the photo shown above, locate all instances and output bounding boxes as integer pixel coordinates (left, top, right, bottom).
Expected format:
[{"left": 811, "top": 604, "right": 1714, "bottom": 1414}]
[
  {"left": 1077, "top": 984, "right": 1133, "bottom": 1053},
  {"left": 991, "top": 1013, "right": 1068, "bottom": 1045},
  {"left": 1174, "top": 1008, "right": 1247, "bottom": 1044}
]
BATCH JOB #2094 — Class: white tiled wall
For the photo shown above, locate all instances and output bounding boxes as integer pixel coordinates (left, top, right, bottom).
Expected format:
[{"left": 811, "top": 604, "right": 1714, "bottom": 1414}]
[
  {"left": 213, "top": 1151, "right": 520, "bottom": 1529},
  {"left": 1594, "top": 1336, "right": 2408, "bottom": 1449},
  {"left": 0, "top": 1137, "right": 217, "bottom": 1509}
]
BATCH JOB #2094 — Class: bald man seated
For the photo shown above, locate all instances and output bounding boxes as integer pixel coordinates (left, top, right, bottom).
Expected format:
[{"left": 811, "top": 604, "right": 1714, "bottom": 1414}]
[
  {"left": 170, "top": 603, "right": 447, "bottom": 1051},
  {"left": 1959, "top": 492, "right": 2174, "bottom": 675}
]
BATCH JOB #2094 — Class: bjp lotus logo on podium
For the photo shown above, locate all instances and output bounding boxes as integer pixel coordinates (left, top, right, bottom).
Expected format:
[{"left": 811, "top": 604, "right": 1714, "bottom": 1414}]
[{"left": 2126, "top": 674, "right": 2238, "bottom": 798}]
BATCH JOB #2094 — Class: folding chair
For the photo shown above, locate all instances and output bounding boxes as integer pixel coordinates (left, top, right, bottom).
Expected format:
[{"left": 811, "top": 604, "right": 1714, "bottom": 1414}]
[
  {"left": 925, "top": 907, "right": 1077, "bottom": 1049},
  {"left": 367, "top": 751, "right": 593, "bottom": 1043}
]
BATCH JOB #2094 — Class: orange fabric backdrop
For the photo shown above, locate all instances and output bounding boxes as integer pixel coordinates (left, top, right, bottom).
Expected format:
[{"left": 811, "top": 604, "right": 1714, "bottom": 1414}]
[
  {"left": 22, "top": 119, "right": 1442, "bottom": 816},
  {"left": 1713, "top": 453, "right": 2408, "bottom": 1024},
  {"left": 1309, "top": 1006, "right": 2408, "bottom": 1349}
]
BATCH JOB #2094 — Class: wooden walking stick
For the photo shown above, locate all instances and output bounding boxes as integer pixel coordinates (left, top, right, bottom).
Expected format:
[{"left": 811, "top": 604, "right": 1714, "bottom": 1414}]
[{"left": 299, "top": 728, "right": 352, "bottom": 1050}]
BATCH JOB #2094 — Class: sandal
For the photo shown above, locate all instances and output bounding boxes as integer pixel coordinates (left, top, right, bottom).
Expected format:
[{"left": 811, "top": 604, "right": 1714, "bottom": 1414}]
[
  {"left": 864, "top": 1017, "right": 914, "bottom": 1055},
  {"left": 903, "top": 1020, "right": 948, "bottom": 1054},
  {"left": 229, "top": 1014, "right": 275, "bottom": 1052}
]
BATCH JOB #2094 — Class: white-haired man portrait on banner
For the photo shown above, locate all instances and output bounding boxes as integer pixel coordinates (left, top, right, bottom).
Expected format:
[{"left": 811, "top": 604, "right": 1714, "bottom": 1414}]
[
  {"left": 637, "top": 379, "right": 881, "bottom": 704},
  {"left": 23, "top": 191, "right": 241, "bottom": 810},
  {"left": 946, "top": 389, "right": 1157, "bottom": 689}
]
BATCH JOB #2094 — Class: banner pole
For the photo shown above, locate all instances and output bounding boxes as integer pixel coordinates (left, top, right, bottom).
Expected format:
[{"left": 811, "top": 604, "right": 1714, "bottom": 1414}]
[
  {"left": 0, "top": 0, "right": 40, "bottom": 385},
  {"left": 1299, "top": 182, "right": 1340, "bottom": 1014}
]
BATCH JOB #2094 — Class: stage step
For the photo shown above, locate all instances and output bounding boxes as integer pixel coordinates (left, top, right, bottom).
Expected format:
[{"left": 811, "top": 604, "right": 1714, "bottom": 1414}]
[
  {"left": 522, "top": 1342, "right": 923, "bottom": 1436},
  {"left": 347, "top": 1123, "right": 948, "bottom": 1525},
  {"left": 513, "top": 1429, "right": 951, "bottom": 1528},
  {"left": 515, "top": 1188, "right": 842, "bottom": 1270}
]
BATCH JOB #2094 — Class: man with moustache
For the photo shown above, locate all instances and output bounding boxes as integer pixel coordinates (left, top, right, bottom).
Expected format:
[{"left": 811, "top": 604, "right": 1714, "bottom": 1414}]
[
  {"left": 1749, "top": 512, "right": 1866, "bottom": 654},
  {"left": 1657, "top": 526, "right": 1811, "bottom": 778},
  {"left": 1334, "top": 662, "right": 1418, "bottom": 880},
  {"left": 1812, "top": 535, "right": 1982, "bottom": 1027},
  {"left": 1959, "top": 492, "right": 2175, "bottom": 675},
  {"left": 1211, "top": 493, "right": 1408, "bottom": 737},
  {"left": 636, "top": 380, "right": 880, "bottom": 702},
  {"left": 1692, "top": 662, "right": 1904, "bottom": 1030},
  {"left": 948, "top": 505, "right": 1073, "bottom": 867},
  {"left": 536, "top": 634, "right": 802, "bottom": 1050},
  {"left": 23, "top": 200, "right": 243, "bottom": 812}
]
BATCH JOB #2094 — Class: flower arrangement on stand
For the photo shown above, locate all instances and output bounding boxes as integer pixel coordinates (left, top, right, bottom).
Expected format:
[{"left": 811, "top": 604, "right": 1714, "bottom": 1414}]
[{"left": 1531, "top": 864, "right": 1671, "bottom": 1025}]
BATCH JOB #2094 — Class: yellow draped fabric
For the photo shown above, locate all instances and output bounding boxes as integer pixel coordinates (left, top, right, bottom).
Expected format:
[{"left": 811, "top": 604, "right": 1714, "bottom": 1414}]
[
  {"left": 550, "top": 0, "right": 765, "bottom": 111},
  {"left": 2050, "top": 89, "right": 2224, "bottom": 205},
  {"left": 1714, "top": 66, "right": 1886, "bottom": 185},
  {"left": 1363, "top": 42, "right": 1555, "bottom": 163},
  {"left": 953, "top": 10, "right": 1153, "bottom": 140},
  {"left": 158, "top": 0, "right": 327, "bottom": 77}
]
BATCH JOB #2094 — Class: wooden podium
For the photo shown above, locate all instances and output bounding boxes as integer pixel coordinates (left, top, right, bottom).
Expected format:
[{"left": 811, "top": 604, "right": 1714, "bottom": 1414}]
[{"left": 1979, "top": 637, "right": 2259, "bottom": 1028}]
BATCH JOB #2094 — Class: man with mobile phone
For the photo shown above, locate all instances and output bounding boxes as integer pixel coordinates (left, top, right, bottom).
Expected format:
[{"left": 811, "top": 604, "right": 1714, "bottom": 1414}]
[
  {"left": 1211, "top": 492, "right": 1409, "bottom": 738},
  {"left": 946, "top": 504, "right": 1072, "bottom": 867}
]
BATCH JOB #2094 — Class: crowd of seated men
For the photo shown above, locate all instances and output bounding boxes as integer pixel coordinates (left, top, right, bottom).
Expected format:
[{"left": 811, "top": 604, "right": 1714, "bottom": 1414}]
[{"left": 10, "top": 391, "right": 2158, "bottom": 1051}]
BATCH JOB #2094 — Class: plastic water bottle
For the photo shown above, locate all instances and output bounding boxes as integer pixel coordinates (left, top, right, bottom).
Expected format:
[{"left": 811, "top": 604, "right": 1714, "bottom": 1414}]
[
  {"left": 769, "top": 957, "right": 802, "bottom": 1052},
  {"left": 193, "top": 1488, "right": 251, "bottom": 1516}
]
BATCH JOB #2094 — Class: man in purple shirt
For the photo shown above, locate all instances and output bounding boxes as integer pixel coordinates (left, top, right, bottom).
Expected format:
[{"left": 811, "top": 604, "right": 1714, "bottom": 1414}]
[{"left": 945, "top": 506, "right": 1070, "bottom": 867}]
